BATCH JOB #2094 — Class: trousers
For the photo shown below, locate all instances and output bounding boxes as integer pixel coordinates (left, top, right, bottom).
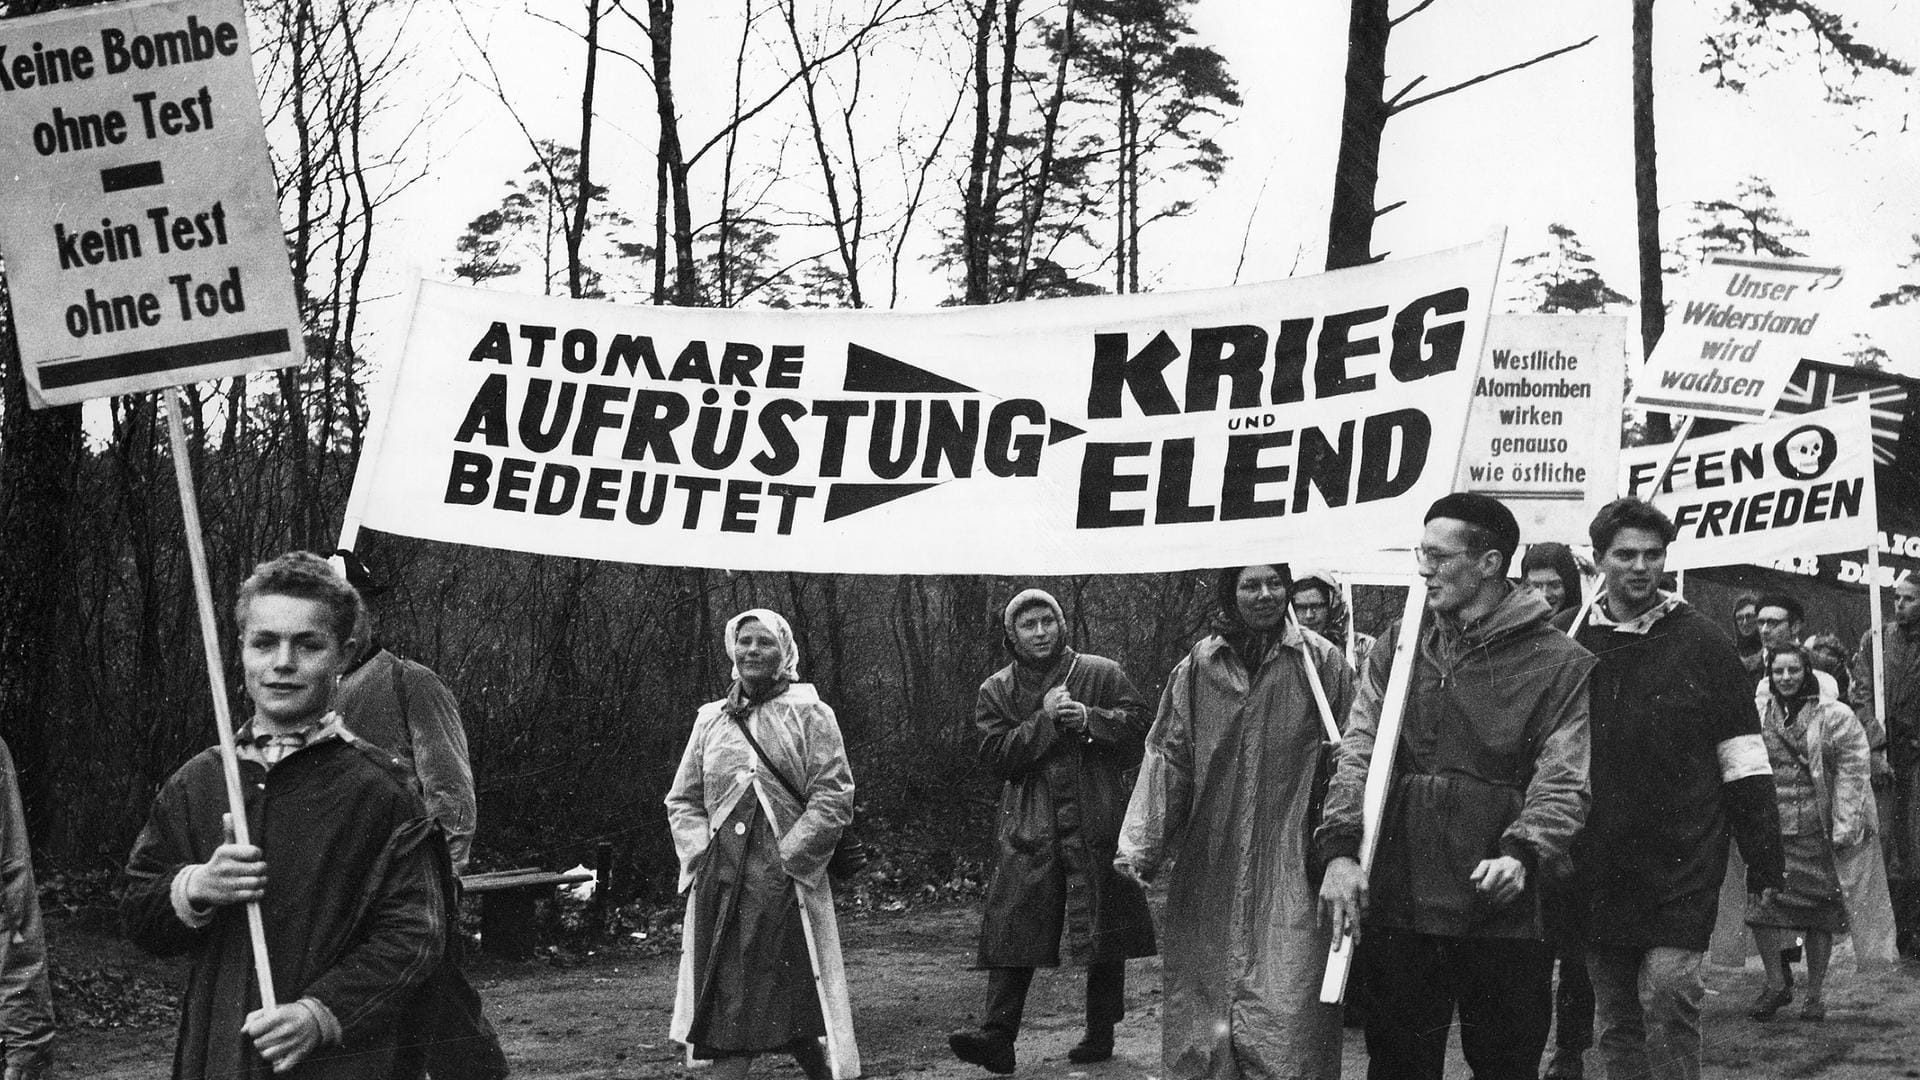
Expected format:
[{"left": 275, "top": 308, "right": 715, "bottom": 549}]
[
  {"left": 1358, "top": 928, "right": 1554, "bottom": 1080},
  {"left": 1586, "top": 945, "right": 1704, "bottom": 1080},
  {"left": 982, "top": 962, "right": 1125, "bottom": 1038}
]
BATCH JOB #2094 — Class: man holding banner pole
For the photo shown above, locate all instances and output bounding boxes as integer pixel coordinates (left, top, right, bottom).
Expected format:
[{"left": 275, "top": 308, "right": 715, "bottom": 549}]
[
  {"left": 1316, "top": 493, "right": 1592, "bottom": 1080},
  {"left": 1573, "top": 498, "right": 1782, "bottom": 1080}
]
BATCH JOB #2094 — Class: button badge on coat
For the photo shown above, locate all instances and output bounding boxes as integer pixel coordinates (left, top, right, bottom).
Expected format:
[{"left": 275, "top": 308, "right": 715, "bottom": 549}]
[{"left": 735, "top": 822, "right": 747, "bottom": 835}]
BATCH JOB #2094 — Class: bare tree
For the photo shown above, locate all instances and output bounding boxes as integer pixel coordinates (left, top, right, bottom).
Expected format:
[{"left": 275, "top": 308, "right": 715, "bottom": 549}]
[{"left": 1325, "top": 0, "right": 1593, "bottom": 270}]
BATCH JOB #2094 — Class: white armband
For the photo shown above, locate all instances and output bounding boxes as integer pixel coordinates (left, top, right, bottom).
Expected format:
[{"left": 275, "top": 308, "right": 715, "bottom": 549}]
[{"left": 1716, "top": 734, "right": 1771, "bottom": 782}]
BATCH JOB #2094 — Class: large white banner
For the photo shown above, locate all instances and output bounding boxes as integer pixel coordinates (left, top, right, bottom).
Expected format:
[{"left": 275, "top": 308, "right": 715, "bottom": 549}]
[
  {"left": 0, "top": 0, "right": 301, "bottom": 408},
  {"left": 344, "top": 240, "right": 1503, "bottom": 574},
  {"left": 1621, "top": 401, "right": 1877, "bottom": 571},
  {"left": 1456, "top": 314, "right": 1626, "bottom": 544}
]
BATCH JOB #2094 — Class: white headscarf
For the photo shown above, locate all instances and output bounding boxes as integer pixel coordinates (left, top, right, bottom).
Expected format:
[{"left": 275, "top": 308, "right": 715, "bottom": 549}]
[{"left": 725, "top": 608, "right": 802, "bottom": 682}]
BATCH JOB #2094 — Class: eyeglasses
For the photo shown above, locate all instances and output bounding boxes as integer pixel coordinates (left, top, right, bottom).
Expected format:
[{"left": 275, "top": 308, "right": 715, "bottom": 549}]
[{"left": 1415, "top": 546, "right": 1474, "bottom": 569}]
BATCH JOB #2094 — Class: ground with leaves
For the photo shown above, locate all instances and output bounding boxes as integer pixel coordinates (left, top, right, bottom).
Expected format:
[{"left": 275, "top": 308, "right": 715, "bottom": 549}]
[{"left": 46, "top": 895, "right": 1920, "bottom": 1080}]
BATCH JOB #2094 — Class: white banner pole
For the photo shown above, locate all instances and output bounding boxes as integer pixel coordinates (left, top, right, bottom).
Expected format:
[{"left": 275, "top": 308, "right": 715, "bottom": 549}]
[
  {"left": 1287, "top": 606, "right": 1342, "bottom": 743},
  {"left": 1321, "top": 578, "right": 1428, "bottom": 1004},
  {"left": 164, "top": 388, "right": 278, "bottom": 1010}
]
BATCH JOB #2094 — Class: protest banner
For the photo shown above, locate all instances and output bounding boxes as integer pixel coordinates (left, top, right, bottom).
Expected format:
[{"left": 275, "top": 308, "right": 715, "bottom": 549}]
[
  {"left": 341, "top": 236, "right": 1504, "bottom": 575},
  {"left": 1456, "top": 314, "right": 1625, "bottom": 543},
  {"left": 1628, "top": 254, "right": 1843, "bottom": 423},
  {"left": 0, "top": 0, "right": 299, "bottom": 408},
  {"left": 1621, "top": 400, "right": 1876, "bottom": 572}
]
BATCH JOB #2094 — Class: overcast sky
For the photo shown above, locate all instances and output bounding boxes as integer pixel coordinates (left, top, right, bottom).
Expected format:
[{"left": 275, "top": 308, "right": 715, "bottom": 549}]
[{"left": 364, "top": 0, "right": 1920, "bottom": 377}]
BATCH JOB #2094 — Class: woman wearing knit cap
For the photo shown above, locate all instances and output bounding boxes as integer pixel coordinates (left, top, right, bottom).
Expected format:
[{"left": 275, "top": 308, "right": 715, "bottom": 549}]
[
  {"left": 1118, "top": 564, "right": 1355, "bottom": 1080},
  {"left": 949, "top": 589, "right": 1155, "bottom": 1074},
  {"left": 667, "top": 609, "right": 859, "bottom": 1080}
]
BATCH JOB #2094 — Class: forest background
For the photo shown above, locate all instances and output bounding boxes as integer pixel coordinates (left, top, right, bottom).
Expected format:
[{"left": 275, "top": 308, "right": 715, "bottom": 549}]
[{"left": 0, "top": 0, "right": 1916, "bottom": 906}]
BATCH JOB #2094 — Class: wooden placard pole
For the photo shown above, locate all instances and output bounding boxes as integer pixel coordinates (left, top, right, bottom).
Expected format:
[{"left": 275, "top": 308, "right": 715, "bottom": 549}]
[
  {"left": 164, "top": 388, "right": 278, "bottom": 1010},
  {"left": 1870, "top": 546, "right": 1887, "bottom": 734},
  {"left": 1320, "top": 579, "right": 1428, "bottom": 1004}
]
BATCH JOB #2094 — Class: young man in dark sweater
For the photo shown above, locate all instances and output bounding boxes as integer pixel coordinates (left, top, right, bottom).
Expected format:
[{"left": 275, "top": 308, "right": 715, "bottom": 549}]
[{"left": 1571, "top": 499, "right": 1783, "bottom": 1080}]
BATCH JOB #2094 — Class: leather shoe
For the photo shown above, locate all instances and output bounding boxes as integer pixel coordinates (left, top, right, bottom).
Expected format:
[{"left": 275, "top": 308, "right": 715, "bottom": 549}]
[
  {"left": 1067, "top": 1030, "right": 1114, "bottom": 1065},
  {"left": 1748, "top": 984, "right": 1791, "bottom": 1021},
  {"left": 1800, "top": 998, "right": 1826, "bottom": 1022},
  {"left": 1542, "top": 1046, "right": 1584, "bottom": 1080},
  {"left": 949, "top": 1029, "right": 1016, "bottom": 1074}
]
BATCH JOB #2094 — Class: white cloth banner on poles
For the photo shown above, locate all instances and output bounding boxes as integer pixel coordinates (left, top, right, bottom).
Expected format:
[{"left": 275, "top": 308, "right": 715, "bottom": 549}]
[
  {"left": 1455, "top": 313, "right": 1627, "bottom": 545},
  {"left": 1620, "top": 400, "right": 1877, "bottom": 571},
  {"left": 344, "top": 237, "right": 1504, "bottom": 574}
]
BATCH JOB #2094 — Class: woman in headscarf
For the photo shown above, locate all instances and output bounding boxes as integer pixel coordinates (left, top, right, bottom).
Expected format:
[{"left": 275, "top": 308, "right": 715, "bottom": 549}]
[
  {"left": 1290, "top": 569, "right": 1375, "bottom": 673},
  {"left": 949, "top": 588, "right": 1155, "bottom": 1074},
  {"left": 1118, "top": 565, "right": 1354, "bottom": 1080},
  {"left": 1745, "top": 643, "right": 1871, "bottom": 1022},
  {"left": 667, "top": 610, "right": 859, "bottom": 1079}
]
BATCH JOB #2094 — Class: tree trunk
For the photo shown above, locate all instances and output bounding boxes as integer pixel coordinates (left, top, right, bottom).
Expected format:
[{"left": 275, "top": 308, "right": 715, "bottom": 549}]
[
  {"left": 1326, "top": 0, "right": 1389, "bottom": 271},
  {"left": 648, "top": 0, "right": 698, "bottom": 305},
  {"left": 567, "top": 0, "right": 601, "bottom": 300},
  {"left": 1633, "top": 0, "right": 1674, "bottom": 443},
  {"left": 961, "top": 0, "right": 996, "bottom": 304},
  {"left": 0, "top": 302, "right": 82, "bottom": 843}
]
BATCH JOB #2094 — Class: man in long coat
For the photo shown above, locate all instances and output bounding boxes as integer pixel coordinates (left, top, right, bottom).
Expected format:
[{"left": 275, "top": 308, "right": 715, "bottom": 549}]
[{"left": 949, "top": 589, "right": 1155, "bottom": 1074}]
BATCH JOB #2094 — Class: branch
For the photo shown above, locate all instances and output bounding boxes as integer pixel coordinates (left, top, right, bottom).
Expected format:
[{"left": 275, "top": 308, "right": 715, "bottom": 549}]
[
  {"left": 1384, "top": 73, "right": 1427, "bottom": 111},
  {"left": 1392, "top": 35, "right": 1597, "bottom": 115},
  {"left": 1390, "top": 0, "right": 1441, "bottom": 29}
]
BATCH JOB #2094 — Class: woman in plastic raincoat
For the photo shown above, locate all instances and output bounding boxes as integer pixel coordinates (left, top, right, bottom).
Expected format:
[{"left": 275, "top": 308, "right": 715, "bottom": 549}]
[
  {"left": 667, "top": 609, "right": 859, "bottom": 1079},
  {"left": 1118, "top": 565, "right": 1353, "bottom": 1080}
]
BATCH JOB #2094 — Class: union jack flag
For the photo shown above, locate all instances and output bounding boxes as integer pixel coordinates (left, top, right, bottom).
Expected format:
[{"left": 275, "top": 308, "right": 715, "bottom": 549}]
[{"left": 1776, "top": 362, "right": 1911, "bottom": 468}]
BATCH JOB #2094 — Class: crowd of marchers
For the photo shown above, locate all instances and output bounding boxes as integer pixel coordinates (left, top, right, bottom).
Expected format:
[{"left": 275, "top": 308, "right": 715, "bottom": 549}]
[{"left": 0, "top": 492, "right": 1909, "bottom": 1080}]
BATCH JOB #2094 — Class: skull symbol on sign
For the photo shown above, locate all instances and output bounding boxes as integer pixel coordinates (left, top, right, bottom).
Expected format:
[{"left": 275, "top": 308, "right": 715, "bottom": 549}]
[{"left": 1776, "top": 425, "right": 1830, "bottom": 479}]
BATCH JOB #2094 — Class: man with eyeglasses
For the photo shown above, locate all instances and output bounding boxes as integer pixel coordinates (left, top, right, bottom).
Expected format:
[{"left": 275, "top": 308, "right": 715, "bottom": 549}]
[
  {"left": 1571, "top": 497, "right": 1782, "bottom": 1080},
  {"left": 1317, "top": 493, "right": 1593, "bottom": 1080},
  {"left": 1751, "top": 593, "right": 1837, "bottom": 701}
]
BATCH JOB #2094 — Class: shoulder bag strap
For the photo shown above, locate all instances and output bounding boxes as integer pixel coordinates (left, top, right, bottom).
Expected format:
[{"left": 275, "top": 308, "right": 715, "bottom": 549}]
[{"left": 731, "top": 710, "right": 809, "bottom": 806}]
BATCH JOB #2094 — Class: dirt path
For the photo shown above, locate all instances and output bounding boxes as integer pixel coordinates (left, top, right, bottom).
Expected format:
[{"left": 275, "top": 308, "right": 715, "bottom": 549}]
[{"left": 54, "top": 903, "right": 1920, "bottom": 1078}]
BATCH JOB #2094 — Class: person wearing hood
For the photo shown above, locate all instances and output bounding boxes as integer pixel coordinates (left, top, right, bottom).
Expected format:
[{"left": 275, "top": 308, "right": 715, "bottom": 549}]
[
  {"left": 949, "top": 590, "right": 1155, "bottom": 1074},
  {"left": 667, "top": 610, "right": 859, "bottom": 1080},
  {"left": 1291, "top": 569, "right": 1376, "bottom": 673},
  {"left": 1118, "top": 564, "right": 1353, "bottom": 1080},
  {"left": 1317, "top": 493, "right": 1594, "bottom": 1080}
]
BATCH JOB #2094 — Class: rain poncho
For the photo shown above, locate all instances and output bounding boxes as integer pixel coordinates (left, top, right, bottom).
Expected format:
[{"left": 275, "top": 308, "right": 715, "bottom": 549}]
[
  {"left": 1746, "top": 691, "right": 1870, "bottom": 933},
  {"left": 666, "top": 675, "right": 859, "bottom": 1079},
  {"left": 1120, "top": 621, "right": 1353, "bottom": 1080}
]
